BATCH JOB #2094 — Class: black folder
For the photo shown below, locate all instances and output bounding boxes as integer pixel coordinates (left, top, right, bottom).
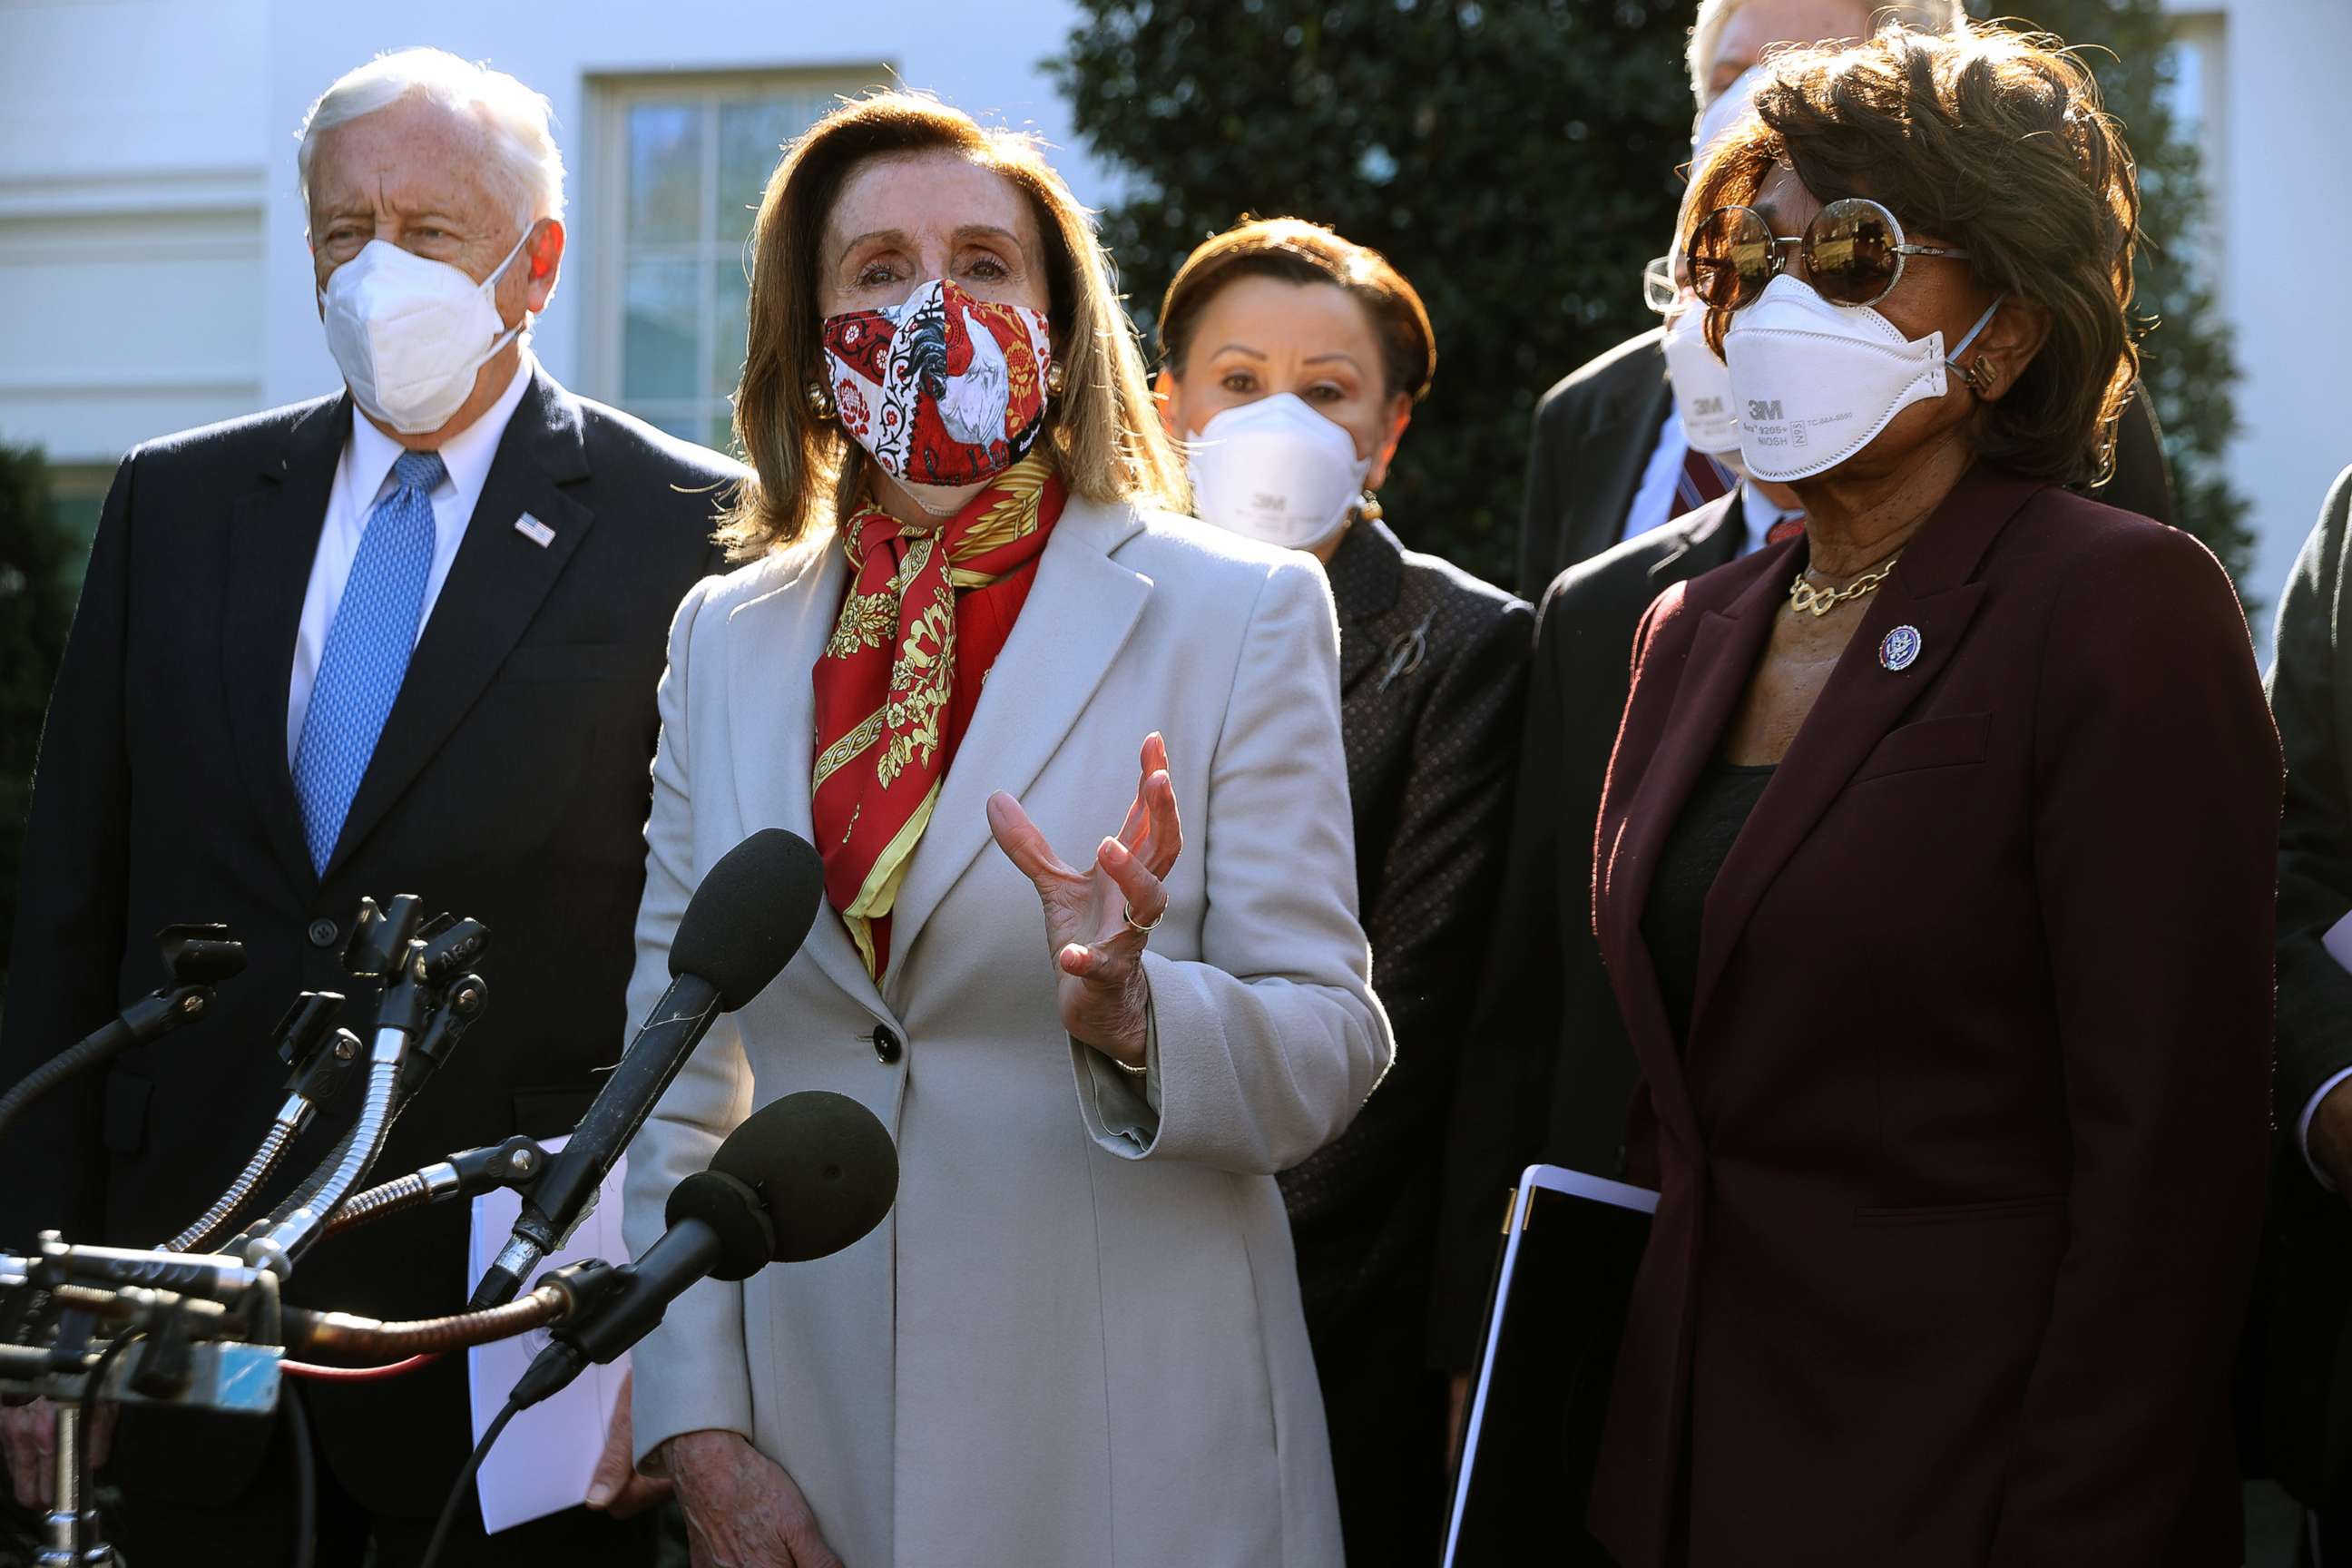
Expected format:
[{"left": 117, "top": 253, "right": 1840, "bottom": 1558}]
[{"left": 1442, "top": 1164, "right": 1658, "bottom": 1565}]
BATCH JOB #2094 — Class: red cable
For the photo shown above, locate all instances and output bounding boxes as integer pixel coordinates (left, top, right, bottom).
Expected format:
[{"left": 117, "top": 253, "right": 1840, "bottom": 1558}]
[{"left": 279, "top": 1351, "right": 442, "bottom": 1382}]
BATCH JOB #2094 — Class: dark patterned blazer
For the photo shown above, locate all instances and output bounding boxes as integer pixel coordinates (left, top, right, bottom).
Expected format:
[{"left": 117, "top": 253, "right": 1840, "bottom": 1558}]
[{"left": 1275, "top": 516, "right": 1528, "bottom": 1559}]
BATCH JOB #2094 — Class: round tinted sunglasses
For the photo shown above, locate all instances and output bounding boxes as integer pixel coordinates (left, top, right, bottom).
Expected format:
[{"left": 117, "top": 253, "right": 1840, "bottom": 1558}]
[{"left": 1685, "top": 197, "right": 1971, "bottom": 312}]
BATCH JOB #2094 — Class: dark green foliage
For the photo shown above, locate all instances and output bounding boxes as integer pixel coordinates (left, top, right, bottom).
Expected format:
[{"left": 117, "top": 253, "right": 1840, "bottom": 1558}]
[
  {"left": 1054, "top": 0, "right": 1697, "bottom": 587},
  {"left": 1054, "top": 0, "right": 2248, "bottom": 593},
  {"left": 0, "top": 445, "right": 77, "bottom": 997}
]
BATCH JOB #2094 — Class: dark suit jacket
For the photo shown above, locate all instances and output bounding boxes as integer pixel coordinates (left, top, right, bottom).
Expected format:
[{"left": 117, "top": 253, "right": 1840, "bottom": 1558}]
[
  {"left": 1513, "top": 329, "right": 2180, "bottom": 597},
  {"left": 2255, "top": 464, "right": 2352, "bottom": 1504},
  {"left": 1588, "top": 467, "right": 2277, "bottom": 1566},
  {"left": 1514, "top": 328, "right": 1673, "bottom": 597},
  {"left": 1430, "top": 495, "right": 1744, "bottom": 1368},
  {"left": 0, "top": 369, "right": 736, "bottom": 1514},
  {"left": 1276, "top": 517, "right": 1528, "bottom": 1567}
]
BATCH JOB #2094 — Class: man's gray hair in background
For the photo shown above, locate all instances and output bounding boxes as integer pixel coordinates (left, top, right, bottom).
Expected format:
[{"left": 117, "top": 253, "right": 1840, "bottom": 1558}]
[
  {"left": 1687, "top": 0, "right": 1965, "bottom": 106},
  {"left": 295, "top": 47, "right": 566, "bottom": 238}
]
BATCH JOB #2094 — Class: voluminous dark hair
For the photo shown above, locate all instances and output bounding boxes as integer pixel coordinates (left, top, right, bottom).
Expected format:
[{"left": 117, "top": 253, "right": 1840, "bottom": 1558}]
[
  {"left": 1687, "top": 22, "right": 2141, "bottom": 485},
  {"left": 1156, "top": 217, "right": 1437, "bottom": 403}
]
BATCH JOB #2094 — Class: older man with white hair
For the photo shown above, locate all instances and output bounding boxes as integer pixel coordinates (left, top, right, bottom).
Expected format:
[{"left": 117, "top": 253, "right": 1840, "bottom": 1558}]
[{"left": 0, "top": 47, "right": 738, "bottom": 1564}]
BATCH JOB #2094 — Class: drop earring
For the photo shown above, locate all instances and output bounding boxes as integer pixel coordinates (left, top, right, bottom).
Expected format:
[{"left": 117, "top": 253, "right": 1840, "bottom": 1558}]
[{"left": 1044, "top": 361, "right": 1066, "bottom": 399}]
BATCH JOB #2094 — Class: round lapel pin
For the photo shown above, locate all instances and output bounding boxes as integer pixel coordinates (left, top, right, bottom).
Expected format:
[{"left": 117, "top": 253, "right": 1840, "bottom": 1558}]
[{"left": 1878, "top": 624, "right": 1923, "bottom": 672}]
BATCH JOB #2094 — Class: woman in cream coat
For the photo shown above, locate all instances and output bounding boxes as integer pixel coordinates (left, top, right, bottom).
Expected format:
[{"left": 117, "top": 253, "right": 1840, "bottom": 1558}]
[{"left": 620, "top": 93, "right": 1392, "bottom": 1568}]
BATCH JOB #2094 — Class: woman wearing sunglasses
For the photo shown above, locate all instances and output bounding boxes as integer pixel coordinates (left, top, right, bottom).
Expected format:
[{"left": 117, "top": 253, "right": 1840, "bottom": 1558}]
[{"left": 1584, "top": 24, "right": 2278, "bottom": 1567}]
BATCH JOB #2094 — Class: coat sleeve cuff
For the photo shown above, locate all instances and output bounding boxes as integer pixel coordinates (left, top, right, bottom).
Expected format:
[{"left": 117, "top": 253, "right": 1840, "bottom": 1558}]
[
  {"left": 628, "top": 1276, "right": 756, "bottom": 1467},
  {"left": 1071, "top": 997, "right": 1162, "bottom": 1157}
]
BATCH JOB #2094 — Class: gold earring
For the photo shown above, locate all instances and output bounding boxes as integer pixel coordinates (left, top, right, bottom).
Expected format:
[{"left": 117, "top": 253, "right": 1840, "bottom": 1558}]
[
  {"left": 1044, "top": 361, "right": 1066, "bottom": 399},
  {"left": 1356, "top": 491, "right": 1384, "bottom": 523},
  {"left": 805, "top": 378, "right": 837, "bottom": 422}
]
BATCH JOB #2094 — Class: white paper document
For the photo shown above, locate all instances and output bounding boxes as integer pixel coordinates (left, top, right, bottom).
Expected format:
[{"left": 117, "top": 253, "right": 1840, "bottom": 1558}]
[
  {"left": 2325, "top": 909, "right": 2352, "bottom": 975},
  {"left": 466, "top": 1137, "right": 632, "bottom": 1534}
]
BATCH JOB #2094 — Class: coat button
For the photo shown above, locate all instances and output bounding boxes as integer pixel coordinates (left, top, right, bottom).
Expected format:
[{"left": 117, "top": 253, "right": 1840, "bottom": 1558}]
[
  {"left": 307, "top": 918, "right": 339, "bottom": 950},
  {"left": 872, "top": 1024, "right": 902, "bottom": 1065}
]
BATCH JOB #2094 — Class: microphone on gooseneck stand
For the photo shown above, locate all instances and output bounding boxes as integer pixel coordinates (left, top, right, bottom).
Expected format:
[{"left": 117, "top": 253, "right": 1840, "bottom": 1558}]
[
  {"left": 512, "top": 1089, "right": 898, "bottom": 1407},
  {"left": 0, "top": 924, "right": 246, "bottom": 1152},
  {"left": 419, "top": 1090, "right": 898, "bottom": 1568},
  {"left": 467, "top": 828, "right": 828, "bottom": 1309}
]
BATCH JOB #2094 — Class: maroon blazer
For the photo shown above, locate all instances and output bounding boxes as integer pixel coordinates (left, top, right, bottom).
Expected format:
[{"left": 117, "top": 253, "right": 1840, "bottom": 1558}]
[{"left": 1586, "top": 466, "right": 2279, "bottom": 1567}]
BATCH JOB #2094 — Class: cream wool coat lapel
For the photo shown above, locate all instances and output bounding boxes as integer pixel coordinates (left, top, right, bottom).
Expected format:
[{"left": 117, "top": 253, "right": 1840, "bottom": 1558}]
[{"left": 623, "top": 493, "right": 1391, "bottom": 1568}]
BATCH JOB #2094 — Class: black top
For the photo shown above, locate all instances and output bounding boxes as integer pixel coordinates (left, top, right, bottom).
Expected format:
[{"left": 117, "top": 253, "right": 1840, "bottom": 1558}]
[
  {"left": 1640, "top": 762, "right": 1776, "bottom": 1048},
  {"left": 1276, "top": 516, "right": 1531, "bottom": 1303},
  {"left": 1274, "top": 515, "right": 1529, "bottom": 1568}
]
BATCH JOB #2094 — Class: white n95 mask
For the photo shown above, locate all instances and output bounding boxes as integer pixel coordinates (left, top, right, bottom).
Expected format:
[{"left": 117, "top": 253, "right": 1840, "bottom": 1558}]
[
  {"left": 1722, "top": 273, "right": 2002, "bottom": 483},
  {"left": 321, "top": 231, "right": 531, "bottom": 434},
  {"left": 1660, "top": 305, "right": 1740, "bottom": 457},
  {"left": 1185, "top": 393, "right": 1373, "bottom": 551}
]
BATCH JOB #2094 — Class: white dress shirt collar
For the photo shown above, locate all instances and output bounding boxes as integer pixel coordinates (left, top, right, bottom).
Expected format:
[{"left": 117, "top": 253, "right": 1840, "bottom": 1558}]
[{"left": 341, "top": 348, "right": 536, "bottom": 518}]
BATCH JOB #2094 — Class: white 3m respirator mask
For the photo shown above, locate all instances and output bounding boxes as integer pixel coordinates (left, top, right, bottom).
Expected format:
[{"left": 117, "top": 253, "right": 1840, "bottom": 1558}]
[
  {"left": 1661, "top": 304, "right": 1741, "bottom": 457},
  {"left": 1722, "top": 274, "right": 2003, "bottom": 483},
  {"left": 1185, "top": 393, "right": 1372, "bottom": 550},
  {"left": 321, "top": 230, "right": 531, "bottom": 434}
]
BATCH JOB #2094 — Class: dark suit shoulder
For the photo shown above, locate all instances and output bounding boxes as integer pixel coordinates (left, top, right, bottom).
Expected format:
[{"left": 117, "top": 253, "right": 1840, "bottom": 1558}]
[
  {"left": 1540, "top": 494, "right": 1739, "bottom": 632},
  {"left": 1993, "top": 480, "right": 2238, "bottom": 598},
  {"left": 573, "top": 395, "right": 750, "bottom": 490},
  {"left": 1533, "top": 328, "right": 1668, "bottom": 441},
  {"left": 1393, "top": 540, "right": 1530, "bottom": 629},
  {"left": 122, "top": 393, "right": 341, "bottom": 473}
]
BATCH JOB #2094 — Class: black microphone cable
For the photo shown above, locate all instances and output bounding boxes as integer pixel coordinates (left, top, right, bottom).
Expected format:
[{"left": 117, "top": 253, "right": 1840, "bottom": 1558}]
[
  {"left": 74, "top": 1328, "right": 143, "bottom": 1559},
  {"left": 418, "top": 1395, "right": 522, "bottom": 1568},
  {"left": 283, "top": 1380, "right": 317, "bottom": 1568}
]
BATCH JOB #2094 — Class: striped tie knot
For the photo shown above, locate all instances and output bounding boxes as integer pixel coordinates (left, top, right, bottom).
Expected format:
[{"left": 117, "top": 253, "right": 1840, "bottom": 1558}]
[{"left": 392, "top": 449, "right": 447, "bottom": 495}]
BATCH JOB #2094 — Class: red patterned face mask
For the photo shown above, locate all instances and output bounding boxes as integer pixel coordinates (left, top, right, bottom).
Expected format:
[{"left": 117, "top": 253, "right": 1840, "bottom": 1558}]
[{"left": 819, "top": 279, "right": 1054, "bottom": 489}]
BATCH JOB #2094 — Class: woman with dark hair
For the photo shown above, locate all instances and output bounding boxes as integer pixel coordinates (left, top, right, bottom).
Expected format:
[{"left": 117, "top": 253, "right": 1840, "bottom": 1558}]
[
  {"left": 1154, "top": 217, "right": 1530, "bottom": 1566},
  {"left": 1587, "top": 24, "right": 2278, "bottom": 1566},
  {"left": 621, "top": 97, "right": 1389, "bottom": 1567}
]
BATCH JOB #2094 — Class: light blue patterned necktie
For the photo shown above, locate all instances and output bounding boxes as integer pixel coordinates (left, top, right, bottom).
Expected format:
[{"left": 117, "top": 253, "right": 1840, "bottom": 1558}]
[{"left": 293, "top": 448, "right": 446, "bottom": 873}]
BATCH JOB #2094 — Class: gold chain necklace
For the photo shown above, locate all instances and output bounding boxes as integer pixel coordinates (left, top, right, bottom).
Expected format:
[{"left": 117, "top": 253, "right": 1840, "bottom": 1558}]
[{"left": 1788, "top": 554, "right": 1901, "bottom": 619}]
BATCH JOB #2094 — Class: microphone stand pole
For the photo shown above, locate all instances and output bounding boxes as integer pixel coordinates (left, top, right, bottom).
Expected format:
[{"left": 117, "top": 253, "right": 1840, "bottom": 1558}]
[{"left": 38, "top": 1400, "right": 95, "bottom": 1568}]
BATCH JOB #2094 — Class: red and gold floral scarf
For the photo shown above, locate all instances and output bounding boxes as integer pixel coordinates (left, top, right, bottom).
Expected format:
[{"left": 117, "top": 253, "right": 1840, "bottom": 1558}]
[{"left": 810, "top": 454, "right": 1065, "bottom": 978}]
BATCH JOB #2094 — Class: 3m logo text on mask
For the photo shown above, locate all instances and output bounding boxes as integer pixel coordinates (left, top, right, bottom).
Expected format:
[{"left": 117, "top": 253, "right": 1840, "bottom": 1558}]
[{"left": 1747, "top": 398, "right": 1782, "bottom": 422}]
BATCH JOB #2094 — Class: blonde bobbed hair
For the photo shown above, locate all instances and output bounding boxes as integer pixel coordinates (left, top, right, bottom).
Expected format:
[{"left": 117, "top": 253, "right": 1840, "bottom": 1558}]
[{"left": 718, "top": 92, "right": 1184, "bottom": 559}]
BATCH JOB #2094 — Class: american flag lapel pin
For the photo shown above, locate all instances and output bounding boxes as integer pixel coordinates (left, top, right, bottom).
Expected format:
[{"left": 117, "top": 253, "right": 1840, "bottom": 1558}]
[{"left": 514, "top": 513, "right": 556, "bottom": 548}]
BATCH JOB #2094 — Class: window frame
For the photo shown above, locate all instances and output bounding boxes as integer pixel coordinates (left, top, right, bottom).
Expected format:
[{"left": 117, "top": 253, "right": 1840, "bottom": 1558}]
[{"left": 583, "top": 65, "right": 891, "bottom": 450}]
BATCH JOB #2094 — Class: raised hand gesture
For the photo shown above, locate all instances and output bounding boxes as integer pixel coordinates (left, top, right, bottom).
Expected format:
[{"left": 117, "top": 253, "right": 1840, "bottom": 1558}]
[{"left": 986, "top": 733, "right": 1183, "bottom": 1068}]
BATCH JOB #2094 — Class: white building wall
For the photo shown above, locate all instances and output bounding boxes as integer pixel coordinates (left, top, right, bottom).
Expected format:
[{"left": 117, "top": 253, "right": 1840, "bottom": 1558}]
[
  {"left": 0, "top": 0, "right": 272, "bottom": 461},
  {"left": 0, "top": 0, "right": 1104, "bottom": 466},
  {"left": 2162, "top": 0, "right": 2352, "bottom": 634}
]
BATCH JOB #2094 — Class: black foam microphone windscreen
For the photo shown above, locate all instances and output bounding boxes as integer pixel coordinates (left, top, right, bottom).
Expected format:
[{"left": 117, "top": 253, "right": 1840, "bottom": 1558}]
[
  {"left": 669, "top": 828, "right": 828, "bottom": 1011},
  {"left": 466, "top": 828, "right": 829, "bottom": 1310},
  {"left": 712, "top": 1090, "right": 899, "bottom": 1265}
]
